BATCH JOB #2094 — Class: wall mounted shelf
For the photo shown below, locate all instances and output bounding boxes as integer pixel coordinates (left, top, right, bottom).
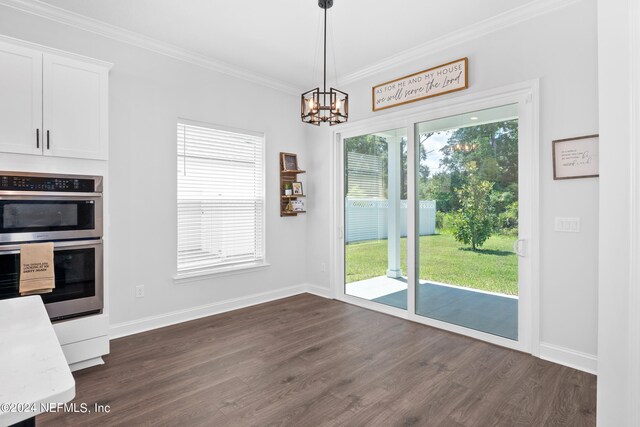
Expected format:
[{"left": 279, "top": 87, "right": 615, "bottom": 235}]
[{"left": 280, "top": 152, "right": 306, "bottom": 217}]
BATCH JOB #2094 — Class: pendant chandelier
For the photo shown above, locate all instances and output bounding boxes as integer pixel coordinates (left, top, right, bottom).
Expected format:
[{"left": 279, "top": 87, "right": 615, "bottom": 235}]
[{"left": 301, "top": 0, "right": 348, "bottom": 126}]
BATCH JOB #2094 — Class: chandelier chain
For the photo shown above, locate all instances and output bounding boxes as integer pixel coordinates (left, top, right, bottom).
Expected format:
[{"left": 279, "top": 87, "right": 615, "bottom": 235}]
[
  {"left": 329, "top": 11, "right": 339, "bottom": 87},
  {"left": 311, "top": 8, "right": 322, "bottom": 88}
]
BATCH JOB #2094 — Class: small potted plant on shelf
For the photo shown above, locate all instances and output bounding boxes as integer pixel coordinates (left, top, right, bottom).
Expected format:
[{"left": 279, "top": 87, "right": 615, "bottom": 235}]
[{"left": 284, "top": 182, "right": 292, "bottom": 196}]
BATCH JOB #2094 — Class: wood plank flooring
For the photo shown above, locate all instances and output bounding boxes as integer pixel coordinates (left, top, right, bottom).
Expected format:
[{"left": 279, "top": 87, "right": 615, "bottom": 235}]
[{"left": 39, "top": 294, "right": 596, "bottom": 426}]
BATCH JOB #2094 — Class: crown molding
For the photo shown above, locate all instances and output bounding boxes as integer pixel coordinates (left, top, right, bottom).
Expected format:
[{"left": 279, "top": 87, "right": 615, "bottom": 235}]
[
  {"left": 338, "top": 0, "right": 584, "bottom": 86},
  {"left": 0, "top": 0, "right": 583, "bottom": 94},
  {"left": 0, "top": 33, "right": 113, "bottom": 69},
  {"left": 0, "top": 0, "right": 301, "bottom": 95}
]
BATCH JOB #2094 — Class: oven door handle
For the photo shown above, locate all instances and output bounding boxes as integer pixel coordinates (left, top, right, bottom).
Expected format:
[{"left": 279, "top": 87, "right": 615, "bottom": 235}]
[
  {"left": 0, "top": 191, "right": 102, "bottom": 198},
  {"left": 0, "top": 239, "right": 102, "bottom": 254}
]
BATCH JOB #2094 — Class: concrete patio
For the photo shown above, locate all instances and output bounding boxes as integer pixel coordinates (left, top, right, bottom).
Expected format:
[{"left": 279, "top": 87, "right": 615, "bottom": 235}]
[{"left": 346, "top": 276, "right": 518, "bottom": 340}]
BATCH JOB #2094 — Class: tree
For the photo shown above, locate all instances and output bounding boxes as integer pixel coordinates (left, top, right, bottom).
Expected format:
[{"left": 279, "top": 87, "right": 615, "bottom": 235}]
[
  {"left": 434, "top": 120, "right": 518, "bottom": 215},
  {"left": 440, "top": 120, "right": 518, "bottom": 192},
  {"left": 401, "top": 134, "right": 431, "bottom": 199},
  {"left": 452, "top": 166, "right": 497, "bottom": 250},
  {"left": 422, "top": 171, "right": 454, "bottom": 212}
]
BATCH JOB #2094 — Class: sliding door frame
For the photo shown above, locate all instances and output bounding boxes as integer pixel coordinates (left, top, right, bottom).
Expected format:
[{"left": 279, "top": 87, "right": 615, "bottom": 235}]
[{"left": 331, "top": 80, "right": 540, "bottom": 354}]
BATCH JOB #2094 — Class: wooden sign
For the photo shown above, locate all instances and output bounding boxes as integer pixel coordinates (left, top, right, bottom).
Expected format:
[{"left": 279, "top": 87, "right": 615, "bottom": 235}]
[
  {"left": 372, "top": 58, "right": 468, "bottom": 111},
  {"left": 553, "top": 134, "right": 599, "bottom": 180}
]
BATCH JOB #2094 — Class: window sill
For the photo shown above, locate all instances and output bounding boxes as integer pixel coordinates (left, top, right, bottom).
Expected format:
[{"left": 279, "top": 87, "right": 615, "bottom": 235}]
[{"left": 174, "top": 262, "right": 271, "bottom": 285}]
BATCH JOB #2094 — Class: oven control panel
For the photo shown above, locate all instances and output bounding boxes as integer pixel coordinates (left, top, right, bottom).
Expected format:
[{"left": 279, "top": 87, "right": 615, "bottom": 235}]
[{"left": 0, "top": 175, "right": 96, "bottom": 192}]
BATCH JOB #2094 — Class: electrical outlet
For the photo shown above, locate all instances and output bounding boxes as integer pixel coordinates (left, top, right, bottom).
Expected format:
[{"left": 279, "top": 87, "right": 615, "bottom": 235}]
[
  {"left": 320, "top": 262, "right": 326, "bottom": 272},
  {"left": 554, "top": 217, "right": 580, "bottom": 233},
  {"left": 135, "top": 285, "right": 145, "bottom": 298}
]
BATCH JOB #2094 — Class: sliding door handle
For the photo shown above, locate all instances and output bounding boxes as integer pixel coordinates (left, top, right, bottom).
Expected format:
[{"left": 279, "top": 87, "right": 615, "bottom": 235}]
[{"left": 513, "top": 238, "right": 526, "bottom": 257}]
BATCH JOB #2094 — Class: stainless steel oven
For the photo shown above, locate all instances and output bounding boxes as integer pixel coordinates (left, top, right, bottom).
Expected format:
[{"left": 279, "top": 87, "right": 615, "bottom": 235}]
[
  {"left": 0, "top": 239, "right": 103, "bottom": 320},
  {"left": 0, "top": 172, "right": 103, "bottom": 243},
  {"left": 0, "top": 172, "right": 103, "bottom": 320}
]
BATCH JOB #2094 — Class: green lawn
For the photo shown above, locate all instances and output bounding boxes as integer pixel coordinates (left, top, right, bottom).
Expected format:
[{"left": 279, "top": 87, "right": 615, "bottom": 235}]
[{"left": 346, "top": 233, "right": 518, "bottom": 295}]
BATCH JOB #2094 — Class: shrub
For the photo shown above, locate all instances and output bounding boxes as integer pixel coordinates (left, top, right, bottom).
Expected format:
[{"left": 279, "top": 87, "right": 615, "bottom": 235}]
[
  {"left": 435, "top": 211, "right": 444, "bottom": 231},
  {"left": 436, "top": 211, "right": 459, "bottom": 234},
  {"left": 490, "top": 190, "right": 516, "bottom": 215},
  {"left": 499, "top": 201, "right": 518, "bottom": 230},
  {"left": 452, "top": 175, "right": 497, "bottom": 250}
]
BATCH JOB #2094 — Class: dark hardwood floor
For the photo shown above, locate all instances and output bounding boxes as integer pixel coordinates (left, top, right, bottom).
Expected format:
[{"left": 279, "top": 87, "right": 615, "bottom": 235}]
[{"left": 39, "top": 294, "right": 596, "bottom": 426}]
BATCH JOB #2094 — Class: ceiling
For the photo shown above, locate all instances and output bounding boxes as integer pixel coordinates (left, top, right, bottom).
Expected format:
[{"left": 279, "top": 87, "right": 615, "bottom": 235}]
[{"left": 38, "top": 0, "right": 539, "bottom": 90}]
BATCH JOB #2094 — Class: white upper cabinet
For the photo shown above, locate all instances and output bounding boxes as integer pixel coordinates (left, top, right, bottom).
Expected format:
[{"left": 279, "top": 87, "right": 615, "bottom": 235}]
[
  {"left": 0, "top": 38, "right": 110, "bottom": 160},
  {"left": 43, "top": 54, "right": 109, "bottom": 160},
  {"left": 0, "top": 41, "right": 43, "bottom": 156}
]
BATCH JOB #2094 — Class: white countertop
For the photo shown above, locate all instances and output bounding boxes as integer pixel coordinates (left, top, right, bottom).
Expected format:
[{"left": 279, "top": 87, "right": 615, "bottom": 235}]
[{"left": 0, "top": 296, "right": 75, "bottom": 426}]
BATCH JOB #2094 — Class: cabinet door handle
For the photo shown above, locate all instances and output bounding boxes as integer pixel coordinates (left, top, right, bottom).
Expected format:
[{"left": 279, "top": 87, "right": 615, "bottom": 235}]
[
  {"left": 46, "top": 130, "right": 50, "bottom": 150},
  {"left": 36, "top": 129, "right": 40, "bottom": 148}
]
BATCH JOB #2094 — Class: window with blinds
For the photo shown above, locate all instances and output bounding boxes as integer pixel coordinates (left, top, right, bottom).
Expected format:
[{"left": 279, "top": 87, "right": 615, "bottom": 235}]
[{"left": 177, "top": 120, "right": 265, "bottom": 275}]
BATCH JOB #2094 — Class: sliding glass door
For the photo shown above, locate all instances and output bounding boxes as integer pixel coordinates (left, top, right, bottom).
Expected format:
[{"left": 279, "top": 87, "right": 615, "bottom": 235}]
[
  {"left": 337, "top": 94, "right": 534, "bottom": 351},
  {"left": 343, "top": 128, "right": 408, "bottom": 311},
  {"left": 415, "top": 105, "right": 519, "bottom": 340}
]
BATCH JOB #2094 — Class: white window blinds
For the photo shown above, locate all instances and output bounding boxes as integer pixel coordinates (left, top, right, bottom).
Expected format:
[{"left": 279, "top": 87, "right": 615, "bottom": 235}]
[{"left": 177, "top": 121, "right": 265, "bottom": 275}]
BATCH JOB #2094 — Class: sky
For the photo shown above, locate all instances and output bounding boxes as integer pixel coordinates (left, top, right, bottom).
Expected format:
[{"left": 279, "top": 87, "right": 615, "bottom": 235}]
[{"left": 421, "top": 130, "right": 451, "bottom": 174}]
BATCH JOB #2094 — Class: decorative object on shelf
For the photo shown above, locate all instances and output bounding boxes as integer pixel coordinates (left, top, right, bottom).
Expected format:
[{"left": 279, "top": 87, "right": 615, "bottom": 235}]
[
  {"left": 285, "top": 199, "right": 294, "bottom": 212},
  {"left": 301, "top": 0, "right": 348, "bottom": 126},
  {"left": 372, "top": 58, "right": 468, "bottom": 112},
  {"left": 282, "top": 152, "right": 299, "bottom": 171},
  {"left": 291, "top": 200, "right": 305, "bottom": 212},
  {"left": 280, "top": 152, "right": 306, "bottom": 217},
  {"left": 552, "top": 134, "right": 599, "bottom": 180},
  {"left": 292, "top": 182, "right": 303, "bottom": 195}
]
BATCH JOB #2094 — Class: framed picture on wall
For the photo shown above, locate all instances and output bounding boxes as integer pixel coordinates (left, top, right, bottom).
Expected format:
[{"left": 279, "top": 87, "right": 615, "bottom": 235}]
[
  {"left": 282, "top": 153, "right": 299, "bottom": 171},
  {"left": 292, "top": 182, "right": 303, "bottom": 195},
  {"left": 291, "top": 199, "right": 305, "bottom": 212},
  {"left": 552, "top": 134, "right": 599, "bottom": 180}
]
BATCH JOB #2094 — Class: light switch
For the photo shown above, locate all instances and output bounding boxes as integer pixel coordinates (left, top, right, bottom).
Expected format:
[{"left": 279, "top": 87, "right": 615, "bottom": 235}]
[{"left": 554, "top": 217, "right": 580, "bottom": 233}]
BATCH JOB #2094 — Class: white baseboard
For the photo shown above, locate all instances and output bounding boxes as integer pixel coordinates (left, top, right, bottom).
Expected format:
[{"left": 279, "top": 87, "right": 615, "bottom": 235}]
[
  {"left": 305, "top": 283, "right": 333, "bottom": 299},
  {"left": 109, "top": 288, "right": 597, "bottom": 378},
  {"left": 539, "top": 342, "right": 597, "bottom": 375},
  {"left": 109, "top": 284, "right": 307, "bottom": 339}
]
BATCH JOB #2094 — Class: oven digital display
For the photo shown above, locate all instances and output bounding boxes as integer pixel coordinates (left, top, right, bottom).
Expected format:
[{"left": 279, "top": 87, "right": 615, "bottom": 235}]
[{"left": 0, "top": 175, "right": 95, "bottom": 192}]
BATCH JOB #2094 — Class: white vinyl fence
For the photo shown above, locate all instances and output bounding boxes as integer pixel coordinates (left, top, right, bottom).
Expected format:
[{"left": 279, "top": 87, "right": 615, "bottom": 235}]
[{"left": 345, "top": 198, "right": 436, "bottom": 243}]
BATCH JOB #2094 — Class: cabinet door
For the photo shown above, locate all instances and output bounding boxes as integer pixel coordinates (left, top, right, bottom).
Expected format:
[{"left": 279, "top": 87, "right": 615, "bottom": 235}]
[
  {"left": 43, "top": 54, "right": 108, "bottom": 160},
  {"left": 0, "top": 41, "right": 43, "bottom": 155}
]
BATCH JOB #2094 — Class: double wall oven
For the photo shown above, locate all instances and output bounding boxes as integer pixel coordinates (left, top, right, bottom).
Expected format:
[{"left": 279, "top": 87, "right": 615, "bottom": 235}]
[{"left": 0, "top": 172, "right": 103, "bottom": 320}]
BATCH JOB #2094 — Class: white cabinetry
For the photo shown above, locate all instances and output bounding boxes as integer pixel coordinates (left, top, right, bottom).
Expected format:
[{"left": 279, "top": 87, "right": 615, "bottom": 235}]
[
  {"left": 0, "top": 42, "right": 43, "bottom": 155},
  {"left": 0, "top": 39, "right": 110, "bottom": 160},
  {"left": 53, "top": 313, "right": 109, "bottom": 371},
  {"left": 43, "top": 54, "right": 109, "bottom": 160}
]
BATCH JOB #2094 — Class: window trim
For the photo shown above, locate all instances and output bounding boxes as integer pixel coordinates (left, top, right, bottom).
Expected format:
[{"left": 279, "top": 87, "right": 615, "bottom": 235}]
[
  {"left": 173, "top": 261, "right": 271, "bottom": 284},
  {"left": 175, "top": 118, "right": 267, "bottom": 279}
]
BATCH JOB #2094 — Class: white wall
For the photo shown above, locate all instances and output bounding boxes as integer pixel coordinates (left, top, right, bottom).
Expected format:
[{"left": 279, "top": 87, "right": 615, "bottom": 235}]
[
  {"left": 0, "top": 0, "right": 603, "bottom": 375},
  {"left": 306, "top": 0, "right": 599, "bottom": 363},
  {"left": 596, "top": 0, "right": 638, "bottom": 424},
  {"left": 0, "top": 6, "right": 309, "bottom": 331}
]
